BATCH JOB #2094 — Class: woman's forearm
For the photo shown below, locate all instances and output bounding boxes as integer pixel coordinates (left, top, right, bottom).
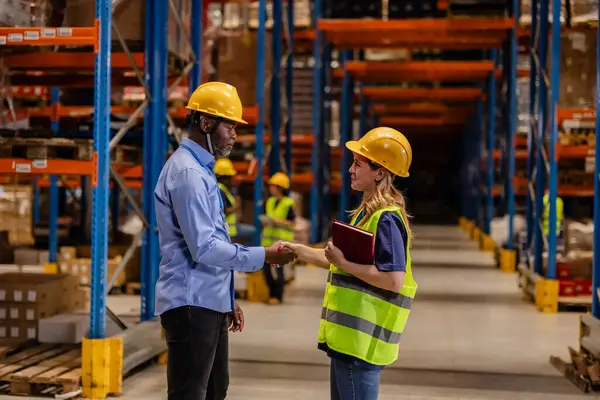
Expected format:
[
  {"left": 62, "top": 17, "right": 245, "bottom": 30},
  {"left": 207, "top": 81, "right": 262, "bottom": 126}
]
[
  {"left": 295, "top": 246, "right": 330, "bottom": 269},
  {"left": 338, "top": 261, "right": 405, "bottom": 293}
]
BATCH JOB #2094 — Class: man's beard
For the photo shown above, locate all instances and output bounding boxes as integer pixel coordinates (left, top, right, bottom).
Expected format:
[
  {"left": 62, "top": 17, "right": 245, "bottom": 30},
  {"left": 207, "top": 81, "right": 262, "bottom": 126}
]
[{"left": 215, "top": 145, "right": 231, "bottom": 157}]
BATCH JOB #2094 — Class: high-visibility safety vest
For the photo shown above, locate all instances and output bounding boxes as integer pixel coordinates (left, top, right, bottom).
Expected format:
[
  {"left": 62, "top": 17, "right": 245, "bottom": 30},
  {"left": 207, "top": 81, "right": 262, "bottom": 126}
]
[
  {"left": 260, "top": 196, "right": 295, "bottom": 246},
  {"left": 542, "top": 193, "right": 564, "bottom": 236},
  {"left": 218, "top": 183, "right": 238, "bottom": 237},
  {"left": 318, "top": 205, "right": 417, "bottom": 367}
]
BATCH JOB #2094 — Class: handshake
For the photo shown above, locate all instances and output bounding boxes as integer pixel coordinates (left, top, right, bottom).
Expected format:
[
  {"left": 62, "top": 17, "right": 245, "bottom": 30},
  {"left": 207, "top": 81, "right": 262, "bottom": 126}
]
[{"left": 264, "top": 240, "right": 299, "bottom": 266}]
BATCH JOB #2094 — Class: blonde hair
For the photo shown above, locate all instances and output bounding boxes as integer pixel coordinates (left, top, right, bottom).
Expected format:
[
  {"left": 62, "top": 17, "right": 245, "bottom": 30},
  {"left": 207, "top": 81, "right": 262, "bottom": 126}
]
[{"left": 349, "top": 170, "right": 412, "bottom": 239}]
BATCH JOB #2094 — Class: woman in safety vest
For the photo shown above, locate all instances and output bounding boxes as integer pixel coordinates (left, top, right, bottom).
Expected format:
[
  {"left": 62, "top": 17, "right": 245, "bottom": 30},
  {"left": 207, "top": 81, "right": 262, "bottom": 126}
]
[
  {"left": 260, "top": 172, "right": 296, "bottom": 305},
  {"left": 281, "top": 127, "right": 417, "bottom": 400}
]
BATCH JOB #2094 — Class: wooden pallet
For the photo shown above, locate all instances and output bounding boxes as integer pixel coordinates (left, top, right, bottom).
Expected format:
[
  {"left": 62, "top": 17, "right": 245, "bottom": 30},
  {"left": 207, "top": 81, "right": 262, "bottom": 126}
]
[
  {"left": 0, "top": 138, "right": 93, "bottom": 161},
  {"left": 0, "top": 343, "right": 82, "bottom": 396},
  {"left": 126, "top": 282, "right": 141, "bottom": 295},
  {"left": 550, "top": 346, "right": 600, "bottom": 393},
  {"left": 112, "top": 145, "right": 142, "bottom": 165}
]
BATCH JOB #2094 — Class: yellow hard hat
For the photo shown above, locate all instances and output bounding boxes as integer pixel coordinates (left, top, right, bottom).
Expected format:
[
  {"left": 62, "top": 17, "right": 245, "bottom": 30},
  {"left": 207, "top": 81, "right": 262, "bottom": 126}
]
[
  {"left": 214, "top": 158, "right": 237, "bottom": 176},
  {"left": 186, "top": 82, "right": 247, "bottom": 124},
  {"left": 346, "top": 127, "right": 412, "bottom": 177},
  {"left": 268, "top": 172, "right": 290, "bottom": 189}
]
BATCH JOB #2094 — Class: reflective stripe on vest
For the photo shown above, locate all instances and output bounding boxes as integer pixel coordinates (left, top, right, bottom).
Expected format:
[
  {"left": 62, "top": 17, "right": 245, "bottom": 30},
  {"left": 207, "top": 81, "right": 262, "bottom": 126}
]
[
  {"left": 318, "top": 205, "right": 417, "bottom": 366},
  {"left": 261, "top": 196, "right": 295, "bottom": 246},
  {"left": 218, "top": 183, "right": 237, "bottom": 237}
]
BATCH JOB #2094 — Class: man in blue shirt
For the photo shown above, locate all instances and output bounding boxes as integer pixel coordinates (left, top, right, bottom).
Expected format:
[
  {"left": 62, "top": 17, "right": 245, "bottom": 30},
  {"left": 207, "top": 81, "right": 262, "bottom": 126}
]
[{"left": 154, "top": 82, "right": 295, "bottom": 400}]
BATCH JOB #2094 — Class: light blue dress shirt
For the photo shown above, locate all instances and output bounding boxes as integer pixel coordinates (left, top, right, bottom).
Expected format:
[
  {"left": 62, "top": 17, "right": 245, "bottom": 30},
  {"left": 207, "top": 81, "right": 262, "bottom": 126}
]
[{"left": 154, "top": 138, "right": 265, "bottom": 315}]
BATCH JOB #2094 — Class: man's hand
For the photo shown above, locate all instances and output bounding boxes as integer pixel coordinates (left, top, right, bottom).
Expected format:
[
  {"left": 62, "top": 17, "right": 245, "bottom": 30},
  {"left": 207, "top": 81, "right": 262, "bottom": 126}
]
[
  {"left": 228, "top": 302, "right": 244, "bottom": 333},
  {"left": 265, "top": 241, "right": 296, "bottom": 266}
]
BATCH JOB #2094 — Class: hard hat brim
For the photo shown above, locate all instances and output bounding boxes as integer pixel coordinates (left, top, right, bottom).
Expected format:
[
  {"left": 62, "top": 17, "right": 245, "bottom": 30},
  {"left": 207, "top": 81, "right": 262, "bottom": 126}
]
[
  {"left": 217, "top": 171, "right": 237, "bottom": 177},
  {"left": 185, "top": 106, "right": 248, "bottom": 125},
  {"left": 345, "top": 141, "right": 410, "bottom": 178}
]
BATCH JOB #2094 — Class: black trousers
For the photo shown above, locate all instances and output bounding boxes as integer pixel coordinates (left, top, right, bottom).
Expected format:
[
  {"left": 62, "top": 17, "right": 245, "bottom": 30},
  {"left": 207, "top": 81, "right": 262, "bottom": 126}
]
[
  {"left": 263, "top": 262, "right": 285, "bottom": 301},
  {"left": 160, "top": 306, "right": 229, "bottom": 400}
]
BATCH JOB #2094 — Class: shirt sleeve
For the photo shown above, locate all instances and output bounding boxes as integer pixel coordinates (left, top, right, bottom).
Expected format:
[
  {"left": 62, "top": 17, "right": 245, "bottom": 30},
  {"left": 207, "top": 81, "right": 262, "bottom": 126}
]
[
  {"left": 169, "top": 168, "right": 265, "bottom": 272},
  {"left": 220, "top": 188, "right": 232, "bottom": 209},
  {"left": 374, "top": 212, "right": 407, "bottom": 272}
]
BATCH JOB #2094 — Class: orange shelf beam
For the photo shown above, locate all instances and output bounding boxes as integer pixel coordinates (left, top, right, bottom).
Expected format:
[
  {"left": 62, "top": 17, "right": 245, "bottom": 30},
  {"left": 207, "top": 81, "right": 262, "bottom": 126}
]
[
  {"left": 372, "top": 103, "right": 473, "bottom": 116},
  {"left": 379, "top": 116, "right": 468, "bottom": 126},
  {"left": 338, "top": 61, "right": 495, "bottom": 82},
  {"left": 362, "top": 87, "right": 482, "bottom": 102},
  {"left": 23, "top": 104, "right": 260, "bottom": 125},
  {"left": 0, "top": 159, "right": 95, "bottom": 176},
  {"left": 493, "top": 145, "right": 596, "bottom": 160},
  {"left": 5, "top": 52, "right": 144, "bottom": 70},
  {"left": 319, "top": 18, "right": 513, "bottom": 49},
  {"left": 0, "top": 26, "right": 97, "bottom": 48},
  {"left": 318, "top": 18, "right": 514, "bottom": 32}
]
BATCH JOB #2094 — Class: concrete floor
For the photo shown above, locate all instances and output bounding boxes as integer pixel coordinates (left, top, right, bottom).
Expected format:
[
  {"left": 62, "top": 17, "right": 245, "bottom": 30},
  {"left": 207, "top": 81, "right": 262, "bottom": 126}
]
[{"left": 8, "top": 225, "right": 590, "bottom": 399}]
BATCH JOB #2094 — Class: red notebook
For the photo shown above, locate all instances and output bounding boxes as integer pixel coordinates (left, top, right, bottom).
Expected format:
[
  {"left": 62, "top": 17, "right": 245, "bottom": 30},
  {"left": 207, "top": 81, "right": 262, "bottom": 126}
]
[{"left": 331, "top": 220, "right": 375, "bottom": 265}]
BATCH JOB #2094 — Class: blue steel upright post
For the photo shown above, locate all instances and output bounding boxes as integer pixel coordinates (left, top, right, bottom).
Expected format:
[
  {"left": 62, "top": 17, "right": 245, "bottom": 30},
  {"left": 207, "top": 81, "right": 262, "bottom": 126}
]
[
  {"left": 90, "top": 0, "right": 112, "bottom": 340},
  {"left": 49, "top": 87, "right": 60, "bottom": 264},
  {"left": 593, "top": 0, "right": 600, "bottom": 317},
  {"left": 270, "top": 0, "right": 283, "bottom": 174},
  {"left": 253, "top": 0, "right": 267, "bottom": 245},
  {"left": 545, "top": 0, "right": 561, "bottom": 280},
  {"left": 190, "top": 0, "right": 203, "bottom": 91},
  {"left": 310, "top": 0, "right": 323, "bottom": 243},
  {"left": 285, "top": 0, "right": 294, "bottom": 176},
  {"left": 339, "top": 50, "right": 353, "bottom": 222},
  {"left": 475, "top": 97, "right": 483, "bottom": 228},
  {"left": 525, "top": 0, "right": 538, "bottom": 256},
  {"left": 506, "top": 0, "right": 518, "bottom": 249},
  {"left": 141, "top": 0, "right": 168, "bottom": 321},
  {"left": 485, "top": 49, "right": 497, "bottom": 235},
  {"left": 534, "top": 0, "right": 549, "bottom": 276}
]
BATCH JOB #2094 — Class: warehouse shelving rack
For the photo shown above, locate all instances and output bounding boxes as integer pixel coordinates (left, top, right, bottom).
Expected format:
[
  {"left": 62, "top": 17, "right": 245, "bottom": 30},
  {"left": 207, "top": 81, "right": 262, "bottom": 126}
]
[
  {"left": 504, "top": 1, "right": 600, "bottom": 314},
  {"left": 314, "top": 15, "right": 513, "bottom": 243}
]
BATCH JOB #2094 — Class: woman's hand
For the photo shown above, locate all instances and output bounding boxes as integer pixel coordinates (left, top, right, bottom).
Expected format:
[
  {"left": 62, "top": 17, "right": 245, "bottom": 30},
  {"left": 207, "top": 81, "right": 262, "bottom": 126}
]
[{"left": 324, "top": 241, "right": 346, "bottom": 269}]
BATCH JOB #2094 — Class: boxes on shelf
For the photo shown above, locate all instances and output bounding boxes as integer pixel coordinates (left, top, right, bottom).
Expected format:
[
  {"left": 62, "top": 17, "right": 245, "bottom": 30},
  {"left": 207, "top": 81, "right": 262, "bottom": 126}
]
[
  {"left": 559, "top": 30, "right": 597, "bottom": 109},
  {"left": 13, "top": 248, "right": 49, "bottom": 266},
  {"left": 0, "top": 185, "right": 33, "bottom": 246},
  {"left": 570, "top": 0, "right": 598, "bottom": 26},
  {"left": 64, "top": 0, "right": 190, "bottom": 60},
  {"left": 0, "top": 273, "right": 85, "bottom": 342},
  {"left": 520, "top": 0, "right": 567, "bottom": 26},
  {"left": 58, "top": 252, "right": 127, "bottom": 286},
  {"left": 75, "top": 244, "right": 141, "bottom": 284}
]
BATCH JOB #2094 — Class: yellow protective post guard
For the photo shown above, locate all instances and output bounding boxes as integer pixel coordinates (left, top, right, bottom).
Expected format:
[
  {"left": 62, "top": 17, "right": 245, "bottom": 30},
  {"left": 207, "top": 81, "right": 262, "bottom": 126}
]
[
  {"left": 43, "top": 263, "right": 58, "bottom": 274},
  {"left": 246, "top": 271, "right": 270, "bottom": 302},
  {"left": 471, "top": 227, "right": 481, "bottom": 242},
  {"left": 82, "top": 337, "right": 123, "bottom": 400},
  {"left": 459, "top": 217, "right": 467, "bottom": 230},
  {"left": 535, "top": 279, "right": 559, "bottom": 313},
  {"left": 479, "top": 234, "right": 495, "bottom": 252},
  {"left": 499, "top": 249, "right": 516, "bottom": 273}
]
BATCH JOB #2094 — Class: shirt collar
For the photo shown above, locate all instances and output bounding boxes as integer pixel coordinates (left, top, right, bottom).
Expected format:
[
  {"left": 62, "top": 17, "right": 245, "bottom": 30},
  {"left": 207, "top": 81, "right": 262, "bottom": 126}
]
[{"left": 180, "top": 138, "right": 215, "bottom": 169}]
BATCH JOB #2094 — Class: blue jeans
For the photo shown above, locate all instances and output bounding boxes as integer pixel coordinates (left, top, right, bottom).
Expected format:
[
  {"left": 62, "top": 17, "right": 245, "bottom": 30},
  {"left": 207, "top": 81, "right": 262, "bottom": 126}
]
[{"left": 330, "top": 358, "right": 381, "bottom": 400}]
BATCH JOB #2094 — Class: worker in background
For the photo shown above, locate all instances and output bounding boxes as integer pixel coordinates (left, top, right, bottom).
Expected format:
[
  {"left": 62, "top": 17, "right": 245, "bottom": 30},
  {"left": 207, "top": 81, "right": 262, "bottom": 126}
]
[
  {"left": 260, "top": 172, "right": 295, "bottom": 305},
  {"left": 281, "top": 127, "right": 417, "bottom": 400},
  {"left": 214, "top": 158, "right": 257, "bottom": 245},
  {"left": 543, "top": 188, "right": 564, "bottom": 248},
  {"left": 153, "top": 82, "right": 295, "bottom": 400}
]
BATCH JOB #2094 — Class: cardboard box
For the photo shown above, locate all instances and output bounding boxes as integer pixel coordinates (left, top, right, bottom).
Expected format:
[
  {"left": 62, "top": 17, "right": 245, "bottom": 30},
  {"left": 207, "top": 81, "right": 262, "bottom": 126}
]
[
  {"left": 13, "top": 248, "right": 40, "bottom": 266},
  {"left": 0, "top": 185, "right": 33, "bottom": 246},
  {"left": 0, "top": 273, "right": 79, "bottom": 303},
  {"left": 64, "top": 0, "right": 190, "bottom": 59},
  {"left": 0, "top": 321, "right": 38, "bottom": 342},
  {"left": 59, "top": 257, "right": 125, "bottom": 286}
]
